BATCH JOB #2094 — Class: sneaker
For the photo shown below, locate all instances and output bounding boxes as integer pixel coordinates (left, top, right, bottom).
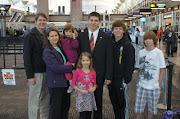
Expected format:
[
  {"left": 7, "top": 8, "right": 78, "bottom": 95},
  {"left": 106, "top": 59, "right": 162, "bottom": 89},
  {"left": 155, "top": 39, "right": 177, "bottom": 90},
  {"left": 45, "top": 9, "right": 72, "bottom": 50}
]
[{"left": 67, "top": 87, "right": 74, "bottom": 93}]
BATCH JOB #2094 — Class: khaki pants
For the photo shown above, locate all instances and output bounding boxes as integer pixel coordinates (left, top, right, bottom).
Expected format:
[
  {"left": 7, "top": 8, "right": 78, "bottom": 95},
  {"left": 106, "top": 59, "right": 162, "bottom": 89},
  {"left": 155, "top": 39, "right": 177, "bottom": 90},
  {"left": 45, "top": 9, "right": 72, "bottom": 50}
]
[{"left": 28, "top": 73, "right": 50, "bottom": 119}]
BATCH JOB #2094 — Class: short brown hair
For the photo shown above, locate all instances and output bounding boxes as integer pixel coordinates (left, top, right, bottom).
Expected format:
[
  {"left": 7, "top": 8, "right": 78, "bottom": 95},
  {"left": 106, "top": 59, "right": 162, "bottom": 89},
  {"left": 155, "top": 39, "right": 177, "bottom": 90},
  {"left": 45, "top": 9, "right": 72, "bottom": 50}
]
[
  {"left": 88, "top": 12, "right": 101, "bottom": 21},
  {"left": 63, "top": 24, "right": 74, "bottom": 37},
  {"left": 112, "top": 20, "right": 126, "bottom": 31},
  {"left": 77, "top": 52, "right": 94, "bottom": 72},
  {"left": 35, "top": 13, "right": 47, "bottom": 21},
  {"left": 44, "top": 27, "right": 61, "bottom": 47},
  {"left": 143, "top": 31, "right": 157, "bottom": 47}
]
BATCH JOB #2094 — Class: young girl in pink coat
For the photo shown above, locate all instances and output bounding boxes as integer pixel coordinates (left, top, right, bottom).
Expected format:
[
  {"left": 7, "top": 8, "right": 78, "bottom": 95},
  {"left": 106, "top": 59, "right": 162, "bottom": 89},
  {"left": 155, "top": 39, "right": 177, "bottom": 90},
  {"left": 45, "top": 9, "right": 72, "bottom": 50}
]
[
  {"left": 71, "top": 52, "right": 97, "bottom": 119},
  {"left": 60, "top": 24, "right": 79, "bottom": 93}
]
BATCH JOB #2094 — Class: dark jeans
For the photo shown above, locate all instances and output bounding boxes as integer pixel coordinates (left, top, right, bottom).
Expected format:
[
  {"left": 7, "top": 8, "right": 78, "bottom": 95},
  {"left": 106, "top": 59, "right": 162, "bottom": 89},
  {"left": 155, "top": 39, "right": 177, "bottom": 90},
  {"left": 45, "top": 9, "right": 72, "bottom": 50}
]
[
  {"left": 79, "top": 111, "right": 92, "bottom": 119},
  {"left": 135, "top": 37, "right": 138, "bottom": 44},
  {"left": 48, "top": 87, "right": 70, "bottom": 119},
  {"left": 108, "top": 85, "right": 125, "bottom": 119},
  {"left": 167, "top": 41, "right": 174, "bottom": 56}
]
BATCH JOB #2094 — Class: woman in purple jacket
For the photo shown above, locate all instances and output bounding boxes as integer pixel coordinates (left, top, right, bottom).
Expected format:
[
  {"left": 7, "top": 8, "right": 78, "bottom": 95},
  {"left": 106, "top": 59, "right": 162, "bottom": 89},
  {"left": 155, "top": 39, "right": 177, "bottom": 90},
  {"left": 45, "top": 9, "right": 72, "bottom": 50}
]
[
  {"left": 43, "top": 27, "right": 74, "bottom": 119},
  {"left": 61, "top": 24, "right": 79, "bottom": 93}
]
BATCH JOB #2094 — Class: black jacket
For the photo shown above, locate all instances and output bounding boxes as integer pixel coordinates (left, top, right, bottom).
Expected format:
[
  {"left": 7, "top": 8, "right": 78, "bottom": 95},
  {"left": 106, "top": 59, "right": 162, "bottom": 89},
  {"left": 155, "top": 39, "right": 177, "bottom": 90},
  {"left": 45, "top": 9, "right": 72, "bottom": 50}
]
[
  {"left": 163, "top": 29, "right": 177, "bottom": 43},
  {"left": 77, "top": 29, "right": 113, "bottom": 84},
  {"left": 23, "top": 27, "right": 46, "bottom": 79},
  {"left": 111, "top": 34, "right": 135, "bottom": 88}
]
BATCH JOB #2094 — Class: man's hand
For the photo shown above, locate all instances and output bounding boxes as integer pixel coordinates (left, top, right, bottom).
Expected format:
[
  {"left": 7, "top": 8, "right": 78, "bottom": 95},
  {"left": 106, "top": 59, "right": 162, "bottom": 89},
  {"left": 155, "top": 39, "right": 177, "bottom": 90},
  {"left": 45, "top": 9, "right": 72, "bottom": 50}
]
[
  {"left": 104, "top": 80, "right": 111, "bottom": 85},
  {"left": 28, "top": 78, "right": 36, "bottom": 85},
  {"left": 71, "top": 63, "right": 75, "bottom": 68}
]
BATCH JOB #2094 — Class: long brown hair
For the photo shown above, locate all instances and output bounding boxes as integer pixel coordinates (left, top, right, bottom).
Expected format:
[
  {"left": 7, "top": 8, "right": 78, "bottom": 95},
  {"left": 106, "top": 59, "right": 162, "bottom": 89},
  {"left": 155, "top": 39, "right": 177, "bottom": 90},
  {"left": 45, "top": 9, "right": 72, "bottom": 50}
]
[
  {"left": 44, "top": 27, "right": 61, "bottom": 47},
  {"left": 77, "top": 52, "right": 94, "bottom": 72}
]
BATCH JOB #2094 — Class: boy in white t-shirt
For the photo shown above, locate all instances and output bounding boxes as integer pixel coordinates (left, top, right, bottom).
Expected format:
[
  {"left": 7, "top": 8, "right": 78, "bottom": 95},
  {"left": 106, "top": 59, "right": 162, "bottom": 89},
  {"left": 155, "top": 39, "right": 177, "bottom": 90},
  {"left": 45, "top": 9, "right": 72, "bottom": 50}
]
[{"left": 135, "top": 31, "right": 166, "bottom": 119}]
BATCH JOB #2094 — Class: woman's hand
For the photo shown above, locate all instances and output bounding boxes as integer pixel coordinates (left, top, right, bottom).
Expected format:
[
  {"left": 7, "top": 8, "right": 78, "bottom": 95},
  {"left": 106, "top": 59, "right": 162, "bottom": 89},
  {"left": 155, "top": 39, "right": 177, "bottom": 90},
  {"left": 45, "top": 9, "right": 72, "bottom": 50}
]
[
  {"left": 80, "top": 89, "right": 88, "bottom": 94},
  {"left": 88, "top": 86, "right": 96, "bottom": 92}
]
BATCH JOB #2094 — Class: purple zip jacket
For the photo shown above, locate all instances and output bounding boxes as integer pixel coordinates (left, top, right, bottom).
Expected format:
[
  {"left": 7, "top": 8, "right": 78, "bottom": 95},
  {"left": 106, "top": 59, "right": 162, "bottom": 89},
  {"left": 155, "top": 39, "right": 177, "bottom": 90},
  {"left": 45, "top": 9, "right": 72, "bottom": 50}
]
[{"left": 43, "top": 46, "right": 72, "bottom": 88}]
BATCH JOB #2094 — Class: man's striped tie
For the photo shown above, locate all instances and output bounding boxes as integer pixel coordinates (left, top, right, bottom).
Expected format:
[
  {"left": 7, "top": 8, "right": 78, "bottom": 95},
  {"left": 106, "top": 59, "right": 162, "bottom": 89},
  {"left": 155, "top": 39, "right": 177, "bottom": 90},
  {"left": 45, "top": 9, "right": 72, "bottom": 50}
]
[{"left": 90, "top": 33, "right": 94, "bottom": 52}]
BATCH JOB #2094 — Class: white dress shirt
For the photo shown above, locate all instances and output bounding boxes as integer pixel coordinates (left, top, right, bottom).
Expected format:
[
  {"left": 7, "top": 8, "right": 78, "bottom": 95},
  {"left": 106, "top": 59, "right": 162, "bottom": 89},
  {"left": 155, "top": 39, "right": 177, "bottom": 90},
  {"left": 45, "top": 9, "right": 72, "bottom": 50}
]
[{"left": 88, "top": 29, "right": 99, "bottom": 46}]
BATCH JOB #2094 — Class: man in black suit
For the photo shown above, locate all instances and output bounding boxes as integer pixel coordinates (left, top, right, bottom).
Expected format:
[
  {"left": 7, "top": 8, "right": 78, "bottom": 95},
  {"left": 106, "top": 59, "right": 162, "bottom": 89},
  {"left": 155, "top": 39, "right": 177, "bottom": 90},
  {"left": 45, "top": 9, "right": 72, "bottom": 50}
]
[{"left": 77, "top": 12, "right": 113, "bottom": 119}]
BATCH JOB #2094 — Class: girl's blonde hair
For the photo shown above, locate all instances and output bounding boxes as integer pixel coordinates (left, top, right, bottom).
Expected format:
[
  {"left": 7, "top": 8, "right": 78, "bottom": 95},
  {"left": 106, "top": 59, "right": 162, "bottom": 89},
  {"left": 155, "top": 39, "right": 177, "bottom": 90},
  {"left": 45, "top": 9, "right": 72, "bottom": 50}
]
[{"left": 77, "top": 52, "right": 94, "bottom": 72}]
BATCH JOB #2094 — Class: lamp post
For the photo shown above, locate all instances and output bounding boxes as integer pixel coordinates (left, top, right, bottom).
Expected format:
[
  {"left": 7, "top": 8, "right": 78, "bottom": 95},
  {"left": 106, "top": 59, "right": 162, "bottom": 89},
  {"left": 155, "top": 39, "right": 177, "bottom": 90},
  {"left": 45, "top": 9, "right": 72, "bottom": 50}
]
[{"left": 0, "top": 4, "right": 11, "bottom": 37}]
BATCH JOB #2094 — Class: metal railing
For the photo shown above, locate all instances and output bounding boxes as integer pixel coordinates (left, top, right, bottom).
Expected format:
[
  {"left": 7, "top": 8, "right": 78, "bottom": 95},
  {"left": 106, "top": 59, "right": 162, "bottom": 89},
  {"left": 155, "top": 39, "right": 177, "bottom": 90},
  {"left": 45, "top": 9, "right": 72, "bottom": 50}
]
[{"left": 0, "top": 37, "right": 24, "bottom": 69}]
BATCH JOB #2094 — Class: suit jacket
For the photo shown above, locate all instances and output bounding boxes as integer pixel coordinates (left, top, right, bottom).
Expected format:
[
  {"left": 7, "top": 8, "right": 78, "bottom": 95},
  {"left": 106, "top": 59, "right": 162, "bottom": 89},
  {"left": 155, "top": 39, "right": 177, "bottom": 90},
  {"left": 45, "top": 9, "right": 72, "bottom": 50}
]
[{"left": 77, "top": 29, "right": 113, "bottom": 85}]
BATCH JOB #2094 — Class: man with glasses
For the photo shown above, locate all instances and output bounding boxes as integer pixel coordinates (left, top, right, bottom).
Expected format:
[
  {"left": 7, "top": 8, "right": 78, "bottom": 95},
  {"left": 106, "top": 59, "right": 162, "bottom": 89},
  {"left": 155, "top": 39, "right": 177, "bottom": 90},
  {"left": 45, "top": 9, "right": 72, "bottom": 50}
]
[{"left": 23, "top": 13, "right": 49, "bottom": 119}]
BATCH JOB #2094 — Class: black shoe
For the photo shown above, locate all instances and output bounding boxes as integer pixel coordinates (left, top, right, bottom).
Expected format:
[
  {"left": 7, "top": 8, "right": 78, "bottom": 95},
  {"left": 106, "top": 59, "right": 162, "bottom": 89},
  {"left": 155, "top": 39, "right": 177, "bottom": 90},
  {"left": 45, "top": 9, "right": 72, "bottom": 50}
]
[{"left": 171, "top": 55, "right": 174, "bottom": 57}]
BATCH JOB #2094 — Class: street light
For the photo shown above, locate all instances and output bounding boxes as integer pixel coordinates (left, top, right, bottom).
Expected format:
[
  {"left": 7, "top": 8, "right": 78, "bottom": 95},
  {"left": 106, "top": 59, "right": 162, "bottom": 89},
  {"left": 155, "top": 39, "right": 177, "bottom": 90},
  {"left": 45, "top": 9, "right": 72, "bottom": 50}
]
[{"left": 0, "top": 4, "right": 11, "bottom": 37}]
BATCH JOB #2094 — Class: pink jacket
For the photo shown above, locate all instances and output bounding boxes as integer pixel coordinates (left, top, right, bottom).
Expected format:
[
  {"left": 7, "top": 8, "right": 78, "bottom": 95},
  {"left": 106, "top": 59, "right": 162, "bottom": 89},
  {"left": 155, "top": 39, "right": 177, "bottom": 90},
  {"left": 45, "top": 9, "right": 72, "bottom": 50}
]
[
  {"left": 71, "top": 68, "right": 97, "bottom": 90},
  {"left": 60, "top": 37, "right": 79, "bottom": 63}
]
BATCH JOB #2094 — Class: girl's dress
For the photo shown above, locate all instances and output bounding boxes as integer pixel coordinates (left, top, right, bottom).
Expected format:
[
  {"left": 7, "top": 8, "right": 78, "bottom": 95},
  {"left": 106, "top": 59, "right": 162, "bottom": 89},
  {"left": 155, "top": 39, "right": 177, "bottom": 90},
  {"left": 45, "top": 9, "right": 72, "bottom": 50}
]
[
  {"left": 76, "top": 74, "right": 97, "bottom": 112},
  {"left": 72, "top": 68, "right": 97, "bottom": 112}
]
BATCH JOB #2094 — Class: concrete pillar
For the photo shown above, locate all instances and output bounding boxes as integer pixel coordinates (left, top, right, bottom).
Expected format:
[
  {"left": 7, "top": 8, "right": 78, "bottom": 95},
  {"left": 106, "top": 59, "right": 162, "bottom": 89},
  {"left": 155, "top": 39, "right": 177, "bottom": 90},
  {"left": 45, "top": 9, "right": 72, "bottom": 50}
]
[
  {"left": 22, "top": 0, "right": 28, "bottom": 15},
  {"left": 37, "top": 0, "right": 49, "bottom": 21},
  {"left": 155, "top": 15, "right": 157, "bottom": 28},
  {"left": 0, "top": 15, "right": 6, "bottom": 37},
  {"left": 33, "top": 5, "right": 37, "bottom": 13},
  {"left": 171, "top": 11, "right": 174, "bottom": 30},
  {"left": 8, "top": 0, "right": 12, "bottom": 15},
  {"left": 125, "top": 0, "right": 128, "bottom": 14},
  {"left": 179, "top": 11, "right": 180, "bottom": 36},
  {"left": 70, "top": 0, "right": 82, "bottom": 28},
  {"left": 159, "top": 14, "right": 161, "bottom": 28}
]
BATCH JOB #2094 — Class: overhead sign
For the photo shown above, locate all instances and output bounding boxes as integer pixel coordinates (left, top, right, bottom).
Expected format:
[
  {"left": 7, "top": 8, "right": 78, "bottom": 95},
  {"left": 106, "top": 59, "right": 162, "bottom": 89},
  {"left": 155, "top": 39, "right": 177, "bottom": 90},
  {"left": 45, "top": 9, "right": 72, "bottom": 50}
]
[
  {"left": 140, "top": 9, "right": 152, "bottom": 14},
  {"left": 133, "top": 13, "right": 142, "bottom": 17},
  {"left": 150, "top": 3, "right": 166, "bottom": 9},
  {"left": 2, "top": 69, "right": 16, "bottom": 85},
  {"left": 164, "top": 14, "right": 172, "bottom": 18}
]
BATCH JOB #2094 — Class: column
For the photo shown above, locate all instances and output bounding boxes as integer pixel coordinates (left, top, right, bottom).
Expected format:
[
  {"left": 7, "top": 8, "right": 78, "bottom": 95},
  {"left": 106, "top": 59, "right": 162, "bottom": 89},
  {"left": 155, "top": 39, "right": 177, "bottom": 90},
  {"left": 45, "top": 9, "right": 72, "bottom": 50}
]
[
  {"left": 159, "top": 14, "right": 161, "bottom": 28},
  {"left": 22, "top": 0, "right": 28, "bottom": 15},
  {"left": 37, "top": 0, "right": 49, "bottom": 21},
  {"left": 33, "top": 5, "right": 37, "bottom": 13},
  {"left": 179, "top": 11, "right": 180, "bottom": 36},
  {"left": 70, "top": 0, "right": 82, "bottom": 28},
  {"left": 0, "top": 15, "right": 6, "bottom": 37},
  {"left": 8, "top": 0, "right": 12, "bottom": 15},
  {"left": 155, "top": 15, "right": 157, "bottom": 28},
  {"left": 125, "top": 0, "right": 128, "bottom": 14}
]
